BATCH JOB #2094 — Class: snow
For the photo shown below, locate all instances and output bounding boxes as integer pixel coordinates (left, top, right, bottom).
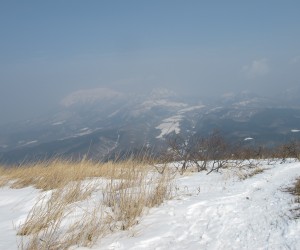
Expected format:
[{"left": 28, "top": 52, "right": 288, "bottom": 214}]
[
  {"left": 155, "top": 105, "right": 205, "bottom": 138},
  {"left": 61, "top": 88, "right": 123, "bottom": 107},
  {"left": 94, "top": 162, "right": 300, "bottom": 250},
  {"left": 178, "top": 105, "right": 205, "bottom": 114},
  {"left": 141, "top": 100, "right": 187, "bottom": 110},
  {"left": 17, "top": 140, "right": 38, "bottom": 146},
  {"left": 155, "top": 105, "right": 206, "bottom": 139},
  {"left": 75, "top": 129, "right": 93, "bottom": 137},
  {"left": 23, "top": 140, "right": 38, "bottom": 146},
  {"left": 131, "top": 99, "right": 187, "bottom": 117},
  {"left": 108, "top": 109, "right": 121, "bottom": 118},
  {"left": 291, "top": 129, "right": 300, "bottom": 133},
  {"left": 0, "top": 186, "right": 40, "bottom": 250},
  {"left": 52, "top": 121, "right": 65, "bottom": 126},
  {"left": 206, "top": 107, "right": 223, "bottom": 114},
  {"left": 80, "top": 127, "right": 89, "bottom": 131},
  {"left": 1, "top": 161, "right": 300, "bottom": 250},
  {"left": 234, "top": 100, "right": 253, "bottom": 106},
  {"left": 149, "top": 88, "right": 177, "bottom": 99},
  {"left": 156, "top": 115, "right": 183, "bottom": 138}
]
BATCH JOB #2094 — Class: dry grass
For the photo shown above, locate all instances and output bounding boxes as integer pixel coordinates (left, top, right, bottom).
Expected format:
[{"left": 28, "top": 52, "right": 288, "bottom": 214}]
[
  {"left": 218, "top": 160, "right": 265, "bottom": 181},
  {"left": 17, "top": 181, "right": 97, "bottom": 237},
  {"left": 295, "top": 178, "right": 300, "bottom": 196},
  {"left": 4, "top": 158, "right": 174, "bottom": 250},
  {"left": 19, "top": 198, "right": 109, "bottom": 250},
  {"left": 290, "top": 178, "right": 300, "bottom": 203},
  {"left": 103, "top": 163, "right": 173, "bottom": 230},
  {"left": 284, "top": 177, "right": 300, "bottom": 219},
  {"left": 236, "top": 166, "right": 265, "bottom": 180},
  {"left": 0, "top": 158, "right": 152, "bottom": 190}
]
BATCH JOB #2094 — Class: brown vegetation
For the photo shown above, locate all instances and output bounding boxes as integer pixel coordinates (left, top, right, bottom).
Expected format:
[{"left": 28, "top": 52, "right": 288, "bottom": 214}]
[
  {"left": 165, "top": 130, "right": 300, "bottom": 175},
  {"left": 0, "top": 159, "right": 174, "bottom": 250},
  {"left": 1, "top": 131, "right": 300, "bottom": 249}
]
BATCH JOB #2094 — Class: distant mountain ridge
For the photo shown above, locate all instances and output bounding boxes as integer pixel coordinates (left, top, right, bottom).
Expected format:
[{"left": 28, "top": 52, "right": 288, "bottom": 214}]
[
  {"left": 1, "top": 87, "right": 300, "bottom": 165},
  {"left": 61, "top": 87, "right": 125, "bottom": 107}
]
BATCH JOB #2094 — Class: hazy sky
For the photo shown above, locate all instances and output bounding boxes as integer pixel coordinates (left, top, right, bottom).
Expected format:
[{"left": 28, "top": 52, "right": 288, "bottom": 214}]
[{"left": 1, "top": 1, "right": 300, "bottom": 123}]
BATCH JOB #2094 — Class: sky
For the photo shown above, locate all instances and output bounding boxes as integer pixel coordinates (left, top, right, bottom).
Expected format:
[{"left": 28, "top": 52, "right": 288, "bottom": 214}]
[{"left": 1, "top": 0, "right": 300, "bottom": 123}]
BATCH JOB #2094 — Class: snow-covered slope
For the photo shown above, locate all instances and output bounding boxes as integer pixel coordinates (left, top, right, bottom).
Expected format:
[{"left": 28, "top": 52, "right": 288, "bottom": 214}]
[
  {"left": 1, "top": 161, "right": 299, "bottom": 250},
  {"left": 94, "top": 162, "right": 300, "bottom": 250}
]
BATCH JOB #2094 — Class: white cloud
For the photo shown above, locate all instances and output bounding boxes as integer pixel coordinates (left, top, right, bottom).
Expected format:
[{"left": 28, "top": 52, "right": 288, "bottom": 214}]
[{"left": 243, "top": 58, "right": 270, "bottom": 78}]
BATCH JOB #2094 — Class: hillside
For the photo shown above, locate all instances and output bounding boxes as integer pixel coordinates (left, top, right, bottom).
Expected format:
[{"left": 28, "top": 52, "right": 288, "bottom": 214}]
[
  {"left": 0, "top": 160, "right": 299, "bottom": 249},
  {"left": 1, "top": 88, "right": 300, "bottom": 165},
  {"left": 97, "top": 162, "right": 300, "bottom": 250}
]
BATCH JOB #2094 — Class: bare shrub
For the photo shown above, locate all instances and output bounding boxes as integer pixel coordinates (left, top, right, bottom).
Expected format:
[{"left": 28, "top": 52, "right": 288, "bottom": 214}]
[
  {"left": 167, "top": 135, "right": 193, "bottom": 173},
  {"left": 167, "top": 130, "right": 232, "bottom": 174},
  {"left": 274, "top": 141, "right": 300, "bottom": 163},
  {"left": 205, "top": 130, "right": 231, "bottom": 174}
]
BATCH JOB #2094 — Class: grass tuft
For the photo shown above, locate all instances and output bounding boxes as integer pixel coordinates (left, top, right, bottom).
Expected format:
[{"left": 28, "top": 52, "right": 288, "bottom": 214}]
[{"left": 1, "top": 158, "right": 174, "bottom": 250}]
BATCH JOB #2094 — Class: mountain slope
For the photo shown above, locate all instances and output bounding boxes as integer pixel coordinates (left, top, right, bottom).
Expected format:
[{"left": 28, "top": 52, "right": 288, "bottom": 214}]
[{"left": 1, "top": 88, "right": 300, "bottom": 165}]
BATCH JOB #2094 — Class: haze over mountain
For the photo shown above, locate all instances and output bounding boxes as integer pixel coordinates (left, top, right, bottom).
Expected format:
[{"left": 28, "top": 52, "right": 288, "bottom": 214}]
[
  {"left": 1, "top": 1, "right": 300, "bottom": 163},
  {"left": 1, "top": 1, "right": 300, "bottom": 124},
  {"left": 1, "top": 86, "right": 300, "bottom": 165}
]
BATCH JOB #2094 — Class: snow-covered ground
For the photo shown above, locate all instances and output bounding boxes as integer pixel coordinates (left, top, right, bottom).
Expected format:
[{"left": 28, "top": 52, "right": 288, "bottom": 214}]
[
  {"left": 0, "top": 186, "right": 40, "bottom": 250},
  {"left": 156, "top": 115, "right": 183, "bottom": 138},
  {"left": 1, "top": 161, "right": 300, "bottom": 250}
]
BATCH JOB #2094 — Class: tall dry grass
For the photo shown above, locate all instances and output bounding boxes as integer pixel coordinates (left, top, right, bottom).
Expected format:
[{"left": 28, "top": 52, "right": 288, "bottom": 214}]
[
  {"left": 18, "top": 183, "right": 109, "bottom": 250},
  {"left": 0, "top": 158, "right": 155, "bottom": 190},
  {"left": 103, "top": 161, "right": 173, "bottom": 231},
  {"left": 290, "top": 177, "right": 300, "bottom": 203},
  {"left": 0, "top": 158, "right": 174, "bottom": 250}
]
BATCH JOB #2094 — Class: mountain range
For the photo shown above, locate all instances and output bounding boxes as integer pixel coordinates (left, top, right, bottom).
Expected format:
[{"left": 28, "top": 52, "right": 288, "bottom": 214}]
[{"left": 1, "top": 87, "right": 300, "bottom": 165}]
